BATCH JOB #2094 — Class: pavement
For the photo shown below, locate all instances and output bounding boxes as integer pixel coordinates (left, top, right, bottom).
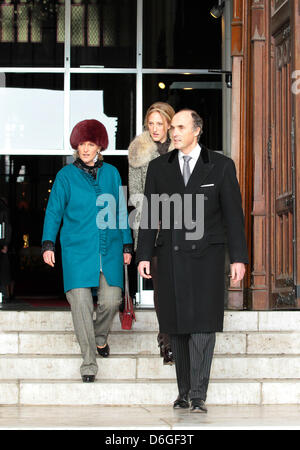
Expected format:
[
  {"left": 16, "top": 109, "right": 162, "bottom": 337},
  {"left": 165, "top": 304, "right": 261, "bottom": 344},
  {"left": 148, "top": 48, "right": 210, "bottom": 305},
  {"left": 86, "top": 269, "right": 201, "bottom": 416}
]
[{"left": 0, "top": 404, "right": 299, "bottom": 430}]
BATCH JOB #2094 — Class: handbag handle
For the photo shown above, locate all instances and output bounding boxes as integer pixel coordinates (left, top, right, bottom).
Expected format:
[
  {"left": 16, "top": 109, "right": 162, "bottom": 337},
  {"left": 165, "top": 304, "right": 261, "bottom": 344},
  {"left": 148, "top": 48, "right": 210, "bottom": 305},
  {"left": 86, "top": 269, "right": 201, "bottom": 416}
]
[
  {"left": 124, "top": 264, "right": 130, "bottom": 309},
  {"left": 124, "top": 264, "right": 129, "bottom": 295}
]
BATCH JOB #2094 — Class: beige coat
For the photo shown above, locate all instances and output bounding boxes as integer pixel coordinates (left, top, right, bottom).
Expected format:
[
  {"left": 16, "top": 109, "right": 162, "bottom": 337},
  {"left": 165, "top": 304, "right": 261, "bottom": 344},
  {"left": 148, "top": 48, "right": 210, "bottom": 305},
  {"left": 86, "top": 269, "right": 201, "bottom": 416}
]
[{"left": 128, "top": 131, "right": 173, "bottom": 249}]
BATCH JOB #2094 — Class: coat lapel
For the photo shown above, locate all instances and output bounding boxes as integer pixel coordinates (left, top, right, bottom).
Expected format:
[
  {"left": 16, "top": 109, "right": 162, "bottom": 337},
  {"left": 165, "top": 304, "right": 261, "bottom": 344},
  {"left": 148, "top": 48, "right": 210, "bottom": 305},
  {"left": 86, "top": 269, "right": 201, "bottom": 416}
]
[{"left": 165, "top": 146, "right": 215, "bottom": 194}]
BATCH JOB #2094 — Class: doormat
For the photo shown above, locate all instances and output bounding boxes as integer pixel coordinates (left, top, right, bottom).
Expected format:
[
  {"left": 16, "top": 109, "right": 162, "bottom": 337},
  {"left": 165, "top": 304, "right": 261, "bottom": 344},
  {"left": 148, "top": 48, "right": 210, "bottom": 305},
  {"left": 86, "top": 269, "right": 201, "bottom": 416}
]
[
  {"left": 25, "top": 298, "right": 70, "bottom": 308},
  {"left": 3, "top": 296, "right": 97, "bottom": 310}
]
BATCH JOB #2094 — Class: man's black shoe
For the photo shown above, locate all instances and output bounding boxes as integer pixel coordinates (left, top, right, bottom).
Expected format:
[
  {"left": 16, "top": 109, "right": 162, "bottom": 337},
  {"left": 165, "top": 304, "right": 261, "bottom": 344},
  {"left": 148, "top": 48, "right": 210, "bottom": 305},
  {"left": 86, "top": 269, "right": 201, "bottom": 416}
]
[
  {"left": 173, "top": 395, "right": 190, "bottom": 409},
  {"left": 190, "top": 399, "right": 207, "bottom": 413}
]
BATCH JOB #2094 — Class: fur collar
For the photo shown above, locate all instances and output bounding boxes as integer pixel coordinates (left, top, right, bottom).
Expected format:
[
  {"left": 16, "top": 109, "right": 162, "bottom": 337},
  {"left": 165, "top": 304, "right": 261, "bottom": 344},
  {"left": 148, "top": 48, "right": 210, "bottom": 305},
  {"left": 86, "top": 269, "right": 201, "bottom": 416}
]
[{"left": 128, "top": 130, "right": 174, "bottom": 168}]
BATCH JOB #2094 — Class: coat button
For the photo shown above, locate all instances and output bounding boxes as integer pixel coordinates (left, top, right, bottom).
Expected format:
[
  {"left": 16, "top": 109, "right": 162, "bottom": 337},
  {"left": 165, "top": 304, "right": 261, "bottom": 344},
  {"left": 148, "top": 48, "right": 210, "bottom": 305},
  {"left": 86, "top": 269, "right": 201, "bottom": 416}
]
[
  {"left": 174, "top": 245, "right": 179, "bottom": 251},
  {"left": 192, "top": 244, "right": 196, "bottom": 250}
]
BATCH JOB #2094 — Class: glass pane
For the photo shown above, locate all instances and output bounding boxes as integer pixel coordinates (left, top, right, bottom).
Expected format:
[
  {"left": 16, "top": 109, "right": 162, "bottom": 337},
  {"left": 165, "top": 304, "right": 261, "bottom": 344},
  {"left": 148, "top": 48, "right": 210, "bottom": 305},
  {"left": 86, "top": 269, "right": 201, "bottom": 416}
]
[
  {"left": 71, "top": 0, "right": 136, "bottom": 68},
  {"left": 0, "top": 73, "right": 64, "bottom": 152},
  {"left": 143, "top": 74, "right": 223, "bottom": 151},
  {"left": 0, "top": 155, "right": 65, "bottom": 298},
  {"left": 143, "top": 0, "right": 221, "bottom": 69},
  {"left": 71, "top": 74, "right": 136, "bottom": 150},
  {"left": 0, "top": 0, "right": 65, "bottom": 67}
]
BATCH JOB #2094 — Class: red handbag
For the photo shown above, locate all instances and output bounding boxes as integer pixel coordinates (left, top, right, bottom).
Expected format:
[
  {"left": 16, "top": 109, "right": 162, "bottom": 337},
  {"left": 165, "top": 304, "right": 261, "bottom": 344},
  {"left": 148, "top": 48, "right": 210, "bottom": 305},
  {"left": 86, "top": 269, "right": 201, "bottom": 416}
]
[{"left": 119, "top": 265, "right": 136, "bottom": 330}]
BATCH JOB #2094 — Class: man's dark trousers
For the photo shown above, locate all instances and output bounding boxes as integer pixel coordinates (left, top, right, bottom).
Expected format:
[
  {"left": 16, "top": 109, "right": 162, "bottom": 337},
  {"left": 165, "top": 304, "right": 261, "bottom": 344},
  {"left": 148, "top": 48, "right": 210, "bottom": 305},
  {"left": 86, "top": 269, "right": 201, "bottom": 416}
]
[{"left": 170, "top": 333, "right": 216, "bottom": 401}]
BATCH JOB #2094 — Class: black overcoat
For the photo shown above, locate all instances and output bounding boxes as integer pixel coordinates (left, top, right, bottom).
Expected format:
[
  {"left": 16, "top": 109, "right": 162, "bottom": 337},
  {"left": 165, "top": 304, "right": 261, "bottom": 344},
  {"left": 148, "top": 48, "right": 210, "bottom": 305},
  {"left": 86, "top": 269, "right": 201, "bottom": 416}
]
[{"left": 136, "top": 146, "right": 249, "bottom": 334}]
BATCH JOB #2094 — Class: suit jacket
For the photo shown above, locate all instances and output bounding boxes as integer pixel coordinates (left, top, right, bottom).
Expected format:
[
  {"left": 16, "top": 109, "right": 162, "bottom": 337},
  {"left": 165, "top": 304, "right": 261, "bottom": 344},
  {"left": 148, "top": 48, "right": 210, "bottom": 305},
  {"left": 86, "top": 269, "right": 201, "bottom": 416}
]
[{"left": 136, "top": 146, "right": 248, "bottom": 333}]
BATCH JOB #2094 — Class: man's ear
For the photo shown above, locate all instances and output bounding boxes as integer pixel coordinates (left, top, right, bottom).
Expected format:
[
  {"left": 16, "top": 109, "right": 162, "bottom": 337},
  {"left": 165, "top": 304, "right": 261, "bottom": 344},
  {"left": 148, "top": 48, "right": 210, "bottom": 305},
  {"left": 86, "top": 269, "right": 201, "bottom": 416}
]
[{"left": 194, "top": 127, "right": 201, "bottom": 138}]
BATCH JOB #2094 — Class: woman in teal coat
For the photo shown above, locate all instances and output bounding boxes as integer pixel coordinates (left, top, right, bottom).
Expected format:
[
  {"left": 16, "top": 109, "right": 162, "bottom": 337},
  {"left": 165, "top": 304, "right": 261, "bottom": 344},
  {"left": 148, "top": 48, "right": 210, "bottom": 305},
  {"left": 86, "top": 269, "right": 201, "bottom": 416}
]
[{"left": 42, "top": 119, "right": 132, "bottom": 382}]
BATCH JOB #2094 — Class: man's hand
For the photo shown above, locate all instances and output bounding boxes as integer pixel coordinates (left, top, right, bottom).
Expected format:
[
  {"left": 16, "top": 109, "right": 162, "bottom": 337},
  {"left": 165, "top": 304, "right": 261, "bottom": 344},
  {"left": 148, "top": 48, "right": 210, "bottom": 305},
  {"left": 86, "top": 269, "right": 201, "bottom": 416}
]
[
  {"left": 43, "top": 250, "right": 55, "bottom": 267},
  {"left": 123, "top": 253, "right": 132, "bottom": 265},
  {"left": 229, "top": 263, "right": 246, "bottom": 286},
  {"left": 138, "top": 261, "right": 152, "bottom": 279}
]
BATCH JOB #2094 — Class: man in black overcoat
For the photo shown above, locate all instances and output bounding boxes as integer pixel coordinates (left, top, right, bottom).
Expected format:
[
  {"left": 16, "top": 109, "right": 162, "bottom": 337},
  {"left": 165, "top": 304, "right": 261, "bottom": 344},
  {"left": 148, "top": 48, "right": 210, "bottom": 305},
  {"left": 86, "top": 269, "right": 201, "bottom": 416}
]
[{"left": 136, "top": 109, "right": 248, "bottom": 413}]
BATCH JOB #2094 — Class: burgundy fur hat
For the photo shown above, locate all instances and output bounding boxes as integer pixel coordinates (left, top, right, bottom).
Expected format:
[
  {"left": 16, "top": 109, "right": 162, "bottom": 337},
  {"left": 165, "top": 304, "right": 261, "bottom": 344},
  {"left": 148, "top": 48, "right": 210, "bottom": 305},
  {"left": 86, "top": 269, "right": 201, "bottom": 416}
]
[{"left": 70, "top": 119, "right": 109, "bottom": 150}]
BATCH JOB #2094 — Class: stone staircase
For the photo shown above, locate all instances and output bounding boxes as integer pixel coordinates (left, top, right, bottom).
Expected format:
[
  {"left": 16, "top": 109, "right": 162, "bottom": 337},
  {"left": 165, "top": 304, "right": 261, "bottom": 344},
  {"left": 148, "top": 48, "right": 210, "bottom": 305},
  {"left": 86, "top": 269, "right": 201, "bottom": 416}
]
[{"left": 0, "top": 309, "right": 300, "bottom": 406}]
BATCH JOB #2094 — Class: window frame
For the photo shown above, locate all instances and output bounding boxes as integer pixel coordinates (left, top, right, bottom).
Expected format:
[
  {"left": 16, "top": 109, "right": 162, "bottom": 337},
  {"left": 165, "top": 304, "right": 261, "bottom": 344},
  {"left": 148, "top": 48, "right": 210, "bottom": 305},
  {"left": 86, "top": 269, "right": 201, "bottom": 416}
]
[
  {"left": 0, "top": 0, "right": 227, "bottom": 156},
  {"left": 0, "top": 0, "right": 231, "bottom": 308}
]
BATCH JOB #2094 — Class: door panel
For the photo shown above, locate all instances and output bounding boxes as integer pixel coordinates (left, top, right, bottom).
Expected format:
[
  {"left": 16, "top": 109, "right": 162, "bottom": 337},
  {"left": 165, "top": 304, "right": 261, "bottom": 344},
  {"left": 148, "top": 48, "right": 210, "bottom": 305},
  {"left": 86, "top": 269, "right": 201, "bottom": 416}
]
[{"left": 270, "top": 3, "right": 296, "bottom": 308}]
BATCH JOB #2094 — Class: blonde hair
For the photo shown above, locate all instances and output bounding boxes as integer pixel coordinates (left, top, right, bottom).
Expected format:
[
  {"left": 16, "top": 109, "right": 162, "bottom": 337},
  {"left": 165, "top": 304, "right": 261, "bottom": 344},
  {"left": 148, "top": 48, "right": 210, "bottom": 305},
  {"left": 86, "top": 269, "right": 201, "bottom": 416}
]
[{"left": 144, "top": 102, "right": 175, "bottom": 129}]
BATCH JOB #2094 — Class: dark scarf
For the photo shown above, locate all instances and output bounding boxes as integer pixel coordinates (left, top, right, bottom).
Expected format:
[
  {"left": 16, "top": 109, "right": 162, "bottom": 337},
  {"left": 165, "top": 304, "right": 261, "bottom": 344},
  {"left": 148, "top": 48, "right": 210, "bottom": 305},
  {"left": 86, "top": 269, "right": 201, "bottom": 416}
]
[
  {"left": 156, "top": 137, "right": 171, "bottom": 155},
  {"left": 73, "top": 157, "right": 103, "bottom": 179}
]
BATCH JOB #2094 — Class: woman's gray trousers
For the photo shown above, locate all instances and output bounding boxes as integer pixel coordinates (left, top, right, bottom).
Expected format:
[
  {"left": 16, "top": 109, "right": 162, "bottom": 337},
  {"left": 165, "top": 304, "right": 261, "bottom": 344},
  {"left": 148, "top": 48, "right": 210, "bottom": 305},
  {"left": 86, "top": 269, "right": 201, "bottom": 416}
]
[{"left": 66, "top": 272, "right": 122, "bottom": 376}]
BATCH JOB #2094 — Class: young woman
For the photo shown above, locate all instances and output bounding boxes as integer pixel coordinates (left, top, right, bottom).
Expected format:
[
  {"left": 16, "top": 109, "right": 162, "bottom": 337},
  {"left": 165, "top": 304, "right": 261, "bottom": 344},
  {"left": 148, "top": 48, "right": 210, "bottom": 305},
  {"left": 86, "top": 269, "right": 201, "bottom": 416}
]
[
  {"left": 128, "top": 102, "right": 175, "bottom": 365},
  {"left": 42, "top": 119, "right": 132, "bottom": 382}
]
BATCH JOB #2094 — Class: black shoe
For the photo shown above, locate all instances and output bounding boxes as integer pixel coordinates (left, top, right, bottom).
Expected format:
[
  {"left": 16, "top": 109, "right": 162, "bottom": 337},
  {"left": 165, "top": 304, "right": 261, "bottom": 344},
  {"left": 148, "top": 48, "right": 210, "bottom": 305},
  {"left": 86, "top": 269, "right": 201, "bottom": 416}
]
[
  {"left": 173, "top": 395, "right": 190, "bottom": 409},
  {"left": 157, "top": 336, "right": 174, "bottom": 363},
  {"left": 97, "top": 343, "right": 110, "bottom": 357},
  {"left": 163, "top": 347, "right": 175, "bottom": 365},
  {"left": 190, "top": 399, "right": 207, "bottom": 413},
  {"left": 82, "top": 375, "right": 95, "bottom": 383}
]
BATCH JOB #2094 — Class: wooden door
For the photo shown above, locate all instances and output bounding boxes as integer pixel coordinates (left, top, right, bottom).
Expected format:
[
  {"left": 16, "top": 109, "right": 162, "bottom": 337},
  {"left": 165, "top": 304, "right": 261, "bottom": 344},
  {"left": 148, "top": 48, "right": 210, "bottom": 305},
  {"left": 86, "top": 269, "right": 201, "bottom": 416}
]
[{"left": 269, "top": 0, "right": 297, "bottom": 308}]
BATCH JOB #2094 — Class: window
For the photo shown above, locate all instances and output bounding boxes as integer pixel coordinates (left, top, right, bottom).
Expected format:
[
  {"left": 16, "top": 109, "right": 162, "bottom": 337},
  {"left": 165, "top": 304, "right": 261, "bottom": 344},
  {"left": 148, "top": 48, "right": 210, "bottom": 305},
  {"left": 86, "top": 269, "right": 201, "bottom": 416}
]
[
  {"left": 0, "top": 73, "right": 64, "bottom": 152},
  {"left": 0, "top": 0, "right": 224, "bottom": 303},
  {"left": 0, "top": 0, "right": 65, "bottom": 67},
  {"left": 0, "top": 0, "right": 223, "bottom": 155},
  {"left": 70, "top": 0, "right": 137, "bottom": 68},
  {"left": 143, "top": 0, "right": 221, "bottom": 69},
  {"left": 143, "top": 73, "right": 223, "bottom": 150},
  {"left": 71, "top": 73, "right": 136, "bottom": 150}
]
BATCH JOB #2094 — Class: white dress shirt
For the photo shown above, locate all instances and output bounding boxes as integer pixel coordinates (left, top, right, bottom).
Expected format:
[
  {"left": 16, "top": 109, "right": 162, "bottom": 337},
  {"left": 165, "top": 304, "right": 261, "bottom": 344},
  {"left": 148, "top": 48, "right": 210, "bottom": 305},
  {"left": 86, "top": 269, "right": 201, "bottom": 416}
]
[{"left": 178, "top": 144, "right": 201, "bottom": 175}]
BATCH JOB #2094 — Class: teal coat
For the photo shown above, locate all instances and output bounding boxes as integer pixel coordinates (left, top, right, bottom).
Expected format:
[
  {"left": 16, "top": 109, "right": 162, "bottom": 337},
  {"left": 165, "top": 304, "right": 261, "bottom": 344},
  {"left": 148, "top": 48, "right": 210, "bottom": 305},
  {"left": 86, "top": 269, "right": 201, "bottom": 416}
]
[{"left": 42, "top": 162, "right": 132, "bottom": 293}]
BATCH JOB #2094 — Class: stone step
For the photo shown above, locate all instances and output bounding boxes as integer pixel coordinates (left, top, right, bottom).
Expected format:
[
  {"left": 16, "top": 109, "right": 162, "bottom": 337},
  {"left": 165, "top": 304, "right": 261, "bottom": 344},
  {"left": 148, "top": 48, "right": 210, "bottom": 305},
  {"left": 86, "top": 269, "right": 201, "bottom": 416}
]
[
  {"left": 1, "top": 310, "right": 300, "bottom": 406},
  {"left": 2, "top": 330, "right": 300, "bottom": 356},
  {"left": 1, "top": 310, "right": 300, "bottom": 333},
  {"left": 0, "top": 310, "right": 158, "bottom": 333},
  {"left": 2, "top": 379, "right": 300, "bottom": 406},
  {"left": 0, "top": 354, "right": 300, "bottom": 381}
]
